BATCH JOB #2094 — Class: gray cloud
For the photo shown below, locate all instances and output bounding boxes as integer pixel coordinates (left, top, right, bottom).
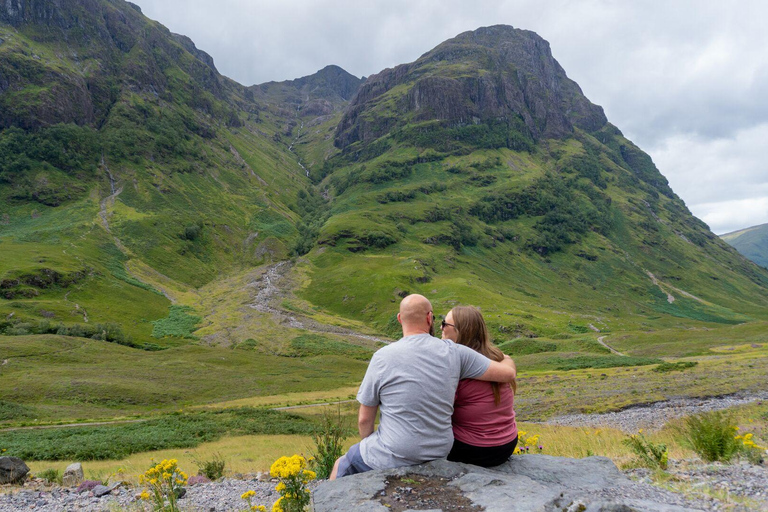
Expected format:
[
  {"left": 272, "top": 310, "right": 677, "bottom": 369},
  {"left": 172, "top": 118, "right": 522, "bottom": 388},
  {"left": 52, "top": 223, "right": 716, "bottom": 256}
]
[{"left": 132, "top": 0, "right": 768, "bottom": 234}]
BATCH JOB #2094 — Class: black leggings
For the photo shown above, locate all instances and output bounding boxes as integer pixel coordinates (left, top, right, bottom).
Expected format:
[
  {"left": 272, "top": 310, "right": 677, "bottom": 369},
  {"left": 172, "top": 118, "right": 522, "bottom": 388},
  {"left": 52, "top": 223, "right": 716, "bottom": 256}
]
[{"left": 447, "top": 436, "right": 518, "bottom": 467}]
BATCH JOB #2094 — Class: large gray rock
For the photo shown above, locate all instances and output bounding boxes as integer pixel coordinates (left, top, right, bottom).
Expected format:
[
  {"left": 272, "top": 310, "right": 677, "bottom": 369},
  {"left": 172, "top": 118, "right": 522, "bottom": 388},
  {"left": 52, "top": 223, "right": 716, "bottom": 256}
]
[
  {"left": 0, "top": 456, "right": 29, "bottom": 484},
  {"left": 313, "top": 455, "right": 705, "bottom": 512},
  {"left": 62, "top": 462, "right": 84, "bottom": 487}
]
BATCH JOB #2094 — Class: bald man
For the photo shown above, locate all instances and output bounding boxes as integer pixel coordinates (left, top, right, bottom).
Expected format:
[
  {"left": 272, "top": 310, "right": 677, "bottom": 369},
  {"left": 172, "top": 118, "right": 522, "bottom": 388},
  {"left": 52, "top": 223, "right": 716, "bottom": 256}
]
[{"left": 331, "top": 294, "right": 517, "bottom": 479}]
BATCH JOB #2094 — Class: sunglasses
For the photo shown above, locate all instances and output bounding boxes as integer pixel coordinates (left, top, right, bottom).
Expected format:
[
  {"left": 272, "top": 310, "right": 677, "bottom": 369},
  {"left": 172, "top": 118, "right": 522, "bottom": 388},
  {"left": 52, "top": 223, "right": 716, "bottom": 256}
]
[{"left": 441, "top": 320, "right": 454, "bottom": 329}]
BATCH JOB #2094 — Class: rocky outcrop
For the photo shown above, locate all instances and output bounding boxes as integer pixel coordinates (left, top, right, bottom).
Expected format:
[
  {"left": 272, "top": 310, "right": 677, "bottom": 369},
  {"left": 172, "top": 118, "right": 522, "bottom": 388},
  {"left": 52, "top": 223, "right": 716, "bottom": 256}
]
[
  {"left": 253, "top": 65, "right": 364, "bottom": 116},
  {"left": 287, "top": 65, "right": 363, "bottom": 102},
  {"left": 0, "top": 0, "right": 228, "bottom": 129},
  {"left": 335, "top": 25, "right": 607, "bottom": 150},
  {"left": 313, "top": 456, "right": 704, "bottom": 511}
]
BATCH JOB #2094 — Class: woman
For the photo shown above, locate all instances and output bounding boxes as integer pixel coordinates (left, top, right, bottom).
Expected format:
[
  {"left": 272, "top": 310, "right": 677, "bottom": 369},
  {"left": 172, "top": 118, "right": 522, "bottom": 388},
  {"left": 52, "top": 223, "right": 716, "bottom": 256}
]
[{"left": 442, "top": 306, "right": 518, "bottom": 467}]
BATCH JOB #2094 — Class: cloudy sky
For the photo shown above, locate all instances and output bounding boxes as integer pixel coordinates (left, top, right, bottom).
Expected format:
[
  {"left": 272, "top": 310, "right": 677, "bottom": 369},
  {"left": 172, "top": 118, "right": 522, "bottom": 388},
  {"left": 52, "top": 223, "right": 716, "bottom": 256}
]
[{"left": 133, "top": 0, "right": 768, "bottom": 235}]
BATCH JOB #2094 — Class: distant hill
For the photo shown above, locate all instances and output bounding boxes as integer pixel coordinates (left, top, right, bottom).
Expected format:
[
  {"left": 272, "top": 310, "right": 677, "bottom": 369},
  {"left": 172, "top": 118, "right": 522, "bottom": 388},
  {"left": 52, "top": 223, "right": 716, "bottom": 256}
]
[{"left": 721, "top": 223, "right": 768, "bottom": 269}]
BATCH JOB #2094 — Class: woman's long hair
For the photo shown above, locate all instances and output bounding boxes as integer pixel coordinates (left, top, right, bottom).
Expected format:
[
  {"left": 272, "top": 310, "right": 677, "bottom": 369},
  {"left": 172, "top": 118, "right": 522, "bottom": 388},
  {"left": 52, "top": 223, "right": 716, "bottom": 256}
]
[{"left": 451, "top": 305, "right": 516, "bottom": 404}]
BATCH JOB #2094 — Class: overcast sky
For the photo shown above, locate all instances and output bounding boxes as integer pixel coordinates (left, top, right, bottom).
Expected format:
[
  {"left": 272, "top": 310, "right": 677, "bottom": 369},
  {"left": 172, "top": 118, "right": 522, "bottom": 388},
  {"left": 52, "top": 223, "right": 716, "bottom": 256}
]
[{"left": 133, "top": 0, "right": 768, "bottom": 235}]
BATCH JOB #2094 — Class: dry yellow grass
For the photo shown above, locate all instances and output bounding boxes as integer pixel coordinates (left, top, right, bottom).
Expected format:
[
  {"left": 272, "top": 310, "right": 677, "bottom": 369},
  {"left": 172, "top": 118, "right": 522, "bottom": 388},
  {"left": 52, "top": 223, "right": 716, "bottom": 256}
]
[
  {"left": 27, "top": 434, "right": 336, "bottom": 484},
  {"left": 197, "top": 387, "right": 359, "bottom": 409}
]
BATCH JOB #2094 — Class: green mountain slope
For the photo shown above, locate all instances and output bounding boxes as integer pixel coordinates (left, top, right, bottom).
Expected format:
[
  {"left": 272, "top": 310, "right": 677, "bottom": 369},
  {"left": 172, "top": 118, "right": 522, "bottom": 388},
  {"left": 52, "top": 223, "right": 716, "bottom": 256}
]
[
  {"left": 722, "top": 223, "right": 768, "bottom": 269},
  {"left": 289, "top": 25, "right": 768, "bottom": 338},
  {"left": 0, "top": 0, "right": 316, "bottom": 346}
]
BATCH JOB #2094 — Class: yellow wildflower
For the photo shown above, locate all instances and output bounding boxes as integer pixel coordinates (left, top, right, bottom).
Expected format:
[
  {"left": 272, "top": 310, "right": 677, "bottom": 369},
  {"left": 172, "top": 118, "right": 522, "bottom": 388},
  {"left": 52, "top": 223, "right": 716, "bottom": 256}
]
[
  {"left": 139, "top": 491, "right": 150, "bottom": 500},
  {"left": 242, "top": 490, "right": 257, "bottom": 500},
  {"left": 252, "top": 506, "right": 266, "bottom": 512}
]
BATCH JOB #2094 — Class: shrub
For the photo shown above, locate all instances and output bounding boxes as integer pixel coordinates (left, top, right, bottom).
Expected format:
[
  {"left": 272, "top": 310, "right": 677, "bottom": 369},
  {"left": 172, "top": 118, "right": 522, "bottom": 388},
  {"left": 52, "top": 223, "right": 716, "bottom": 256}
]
[
  {"left": 622, "top": 431, "right": 668, "bottom": 469},
  {"left": 182, "top": 224, "right": 202, "bottom": 241},
  {"left": 653, "top": 362, "right": 698, "bottom": 373},
  {"left": 681, "top": 411, "right": 742, "bottom": 462},
  {"left": 193, "top": 452, "right": 226, "bottom": 481},
  {"left": 310, "top": 407, "right": 352, "bottom": 479},
  {"left": 38, "top": 468, "right": 62, "bottom": 484}
]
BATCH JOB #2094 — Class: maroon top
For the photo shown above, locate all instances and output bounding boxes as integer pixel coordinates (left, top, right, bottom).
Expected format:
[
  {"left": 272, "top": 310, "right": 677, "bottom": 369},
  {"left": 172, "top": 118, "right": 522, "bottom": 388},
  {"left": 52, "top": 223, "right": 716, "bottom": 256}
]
[{"left": 452, "top": 379, "right": 517, "bottom": 447}]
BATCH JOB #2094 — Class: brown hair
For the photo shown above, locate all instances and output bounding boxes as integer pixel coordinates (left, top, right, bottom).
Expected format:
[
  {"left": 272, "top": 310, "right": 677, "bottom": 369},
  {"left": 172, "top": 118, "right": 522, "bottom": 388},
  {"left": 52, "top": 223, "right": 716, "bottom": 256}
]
[{"left": 450, "top": 305, "right": 516, "bottom": 404}]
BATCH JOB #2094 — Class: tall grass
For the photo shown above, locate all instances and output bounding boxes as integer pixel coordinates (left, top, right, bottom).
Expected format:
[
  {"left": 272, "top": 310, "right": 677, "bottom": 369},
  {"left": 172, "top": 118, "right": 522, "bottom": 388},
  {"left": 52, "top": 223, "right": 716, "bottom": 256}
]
[{"left": 680, "top": 411, "right": 742, "bottom": 462}]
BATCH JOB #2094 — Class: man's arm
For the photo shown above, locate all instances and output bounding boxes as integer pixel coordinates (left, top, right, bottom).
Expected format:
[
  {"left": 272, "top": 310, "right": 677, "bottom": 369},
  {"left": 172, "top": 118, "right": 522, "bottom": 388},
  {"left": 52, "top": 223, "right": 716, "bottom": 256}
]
[
  {"left": 476, "top": 355, "right": 516, "bottom": 383},
  {"left": 358, "top": 404, "right": 378, "bottom": 439}
]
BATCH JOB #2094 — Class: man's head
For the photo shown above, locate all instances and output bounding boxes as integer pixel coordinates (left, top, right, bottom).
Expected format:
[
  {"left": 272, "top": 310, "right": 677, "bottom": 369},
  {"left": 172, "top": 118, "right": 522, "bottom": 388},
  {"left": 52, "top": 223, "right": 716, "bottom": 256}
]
[{"left": 398, "top": 294, "right": 434, "bottom": 336}]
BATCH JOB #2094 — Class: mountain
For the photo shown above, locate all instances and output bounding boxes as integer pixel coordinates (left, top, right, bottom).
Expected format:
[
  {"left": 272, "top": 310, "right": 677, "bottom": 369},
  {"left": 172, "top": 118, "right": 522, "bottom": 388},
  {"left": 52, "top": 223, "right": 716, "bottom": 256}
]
[
  {"left": 721, "top": 223, "right": 768, "bottom": 269},
  {"left": 2, "top": 4, "right": 768, "bottom": 356},
  {"left": 288, "top": 25, "right": 768, "bottom": 338}
]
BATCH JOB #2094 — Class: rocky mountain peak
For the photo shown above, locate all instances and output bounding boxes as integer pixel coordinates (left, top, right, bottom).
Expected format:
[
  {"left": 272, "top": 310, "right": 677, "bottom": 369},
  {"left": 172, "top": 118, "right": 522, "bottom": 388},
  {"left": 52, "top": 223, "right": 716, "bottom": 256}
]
[
  {"left": 335, "top": 24, "right": 607, "bottom": 150},
  {"left": 288, "top": 65, "right": 363, "bottom": 101}
]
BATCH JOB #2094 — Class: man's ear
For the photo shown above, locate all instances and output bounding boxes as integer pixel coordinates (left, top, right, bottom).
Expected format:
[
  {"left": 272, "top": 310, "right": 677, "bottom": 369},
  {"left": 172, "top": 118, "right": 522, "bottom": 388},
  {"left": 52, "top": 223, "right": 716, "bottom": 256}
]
[{"left": 397, "top": 313, "right": 402, "bottom": 325}]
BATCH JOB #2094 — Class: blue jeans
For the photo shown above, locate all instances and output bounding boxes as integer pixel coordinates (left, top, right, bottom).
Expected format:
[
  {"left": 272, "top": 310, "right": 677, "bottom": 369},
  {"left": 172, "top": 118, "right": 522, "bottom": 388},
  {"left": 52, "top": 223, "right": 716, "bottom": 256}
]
[{"left": 336, "top": 442, "right": 373, "bottom": 478}]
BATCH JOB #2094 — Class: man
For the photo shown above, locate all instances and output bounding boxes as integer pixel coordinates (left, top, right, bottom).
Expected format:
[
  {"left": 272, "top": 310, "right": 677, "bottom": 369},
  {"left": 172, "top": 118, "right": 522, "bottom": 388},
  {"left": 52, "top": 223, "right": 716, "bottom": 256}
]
[{"left": 331, "top": 294, "right": 517, "bottom": 479}]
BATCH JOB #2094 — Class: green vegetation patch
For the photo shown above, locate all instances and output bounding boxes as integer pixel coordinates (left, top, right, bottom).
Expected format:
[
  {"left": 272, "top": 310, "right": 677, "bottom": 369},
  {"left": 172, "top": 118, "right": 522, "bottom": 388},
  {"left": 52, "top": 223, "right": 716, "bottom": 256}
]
[
  {"left": 0, "top": 408, "right": 313, "bottom": 461},
  {"left": 151, "top": 305, "right": 201, "bottom": 339},
  {"left": 653, "top": 361, "right": 698, "bottom": 373},
  {"left": 0, "top": 400, "right": 35, "bottom": 421},
  {"left": 498, "top": 338, "right": 557, "bottom": 355},
  {"left": 289, "top": 334, "right": 374, "bottom": 361},
  {"left": 393, "top": 118, "right": 533, "bottom": 154},
  {"left": 648, "top": 289, "right": 744, "bottom": 325},
  {"left": 555, "top": 355, "right": 662, "bottom": 371}
]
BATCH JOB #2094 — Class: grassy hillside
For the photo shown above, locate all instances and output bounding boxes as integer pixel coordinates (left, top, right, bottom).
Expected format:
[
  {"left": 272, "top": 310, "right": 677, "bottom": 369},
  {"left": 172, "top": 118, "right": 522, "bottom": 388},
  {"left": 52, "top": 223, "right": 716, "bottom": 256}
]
[{"left": 722, "top": 223, "right": 768, "bottom": 269}]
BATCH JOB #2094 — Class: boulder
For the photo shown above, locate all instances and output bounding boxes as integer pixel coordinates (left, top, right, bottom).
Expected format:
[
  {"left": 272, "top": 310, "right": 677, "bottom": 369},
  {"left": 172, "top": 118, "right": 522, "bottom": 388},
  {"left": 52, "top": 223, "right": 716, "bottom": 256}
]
[
  {"left": 62, "top": 462, "right": 84, "bottom": 487},
  {"left": 313, "top": 455, "right": 703, "bottom": 512},
  {"left": 0, "top": 456, "right": 29, "bottom": 484}
]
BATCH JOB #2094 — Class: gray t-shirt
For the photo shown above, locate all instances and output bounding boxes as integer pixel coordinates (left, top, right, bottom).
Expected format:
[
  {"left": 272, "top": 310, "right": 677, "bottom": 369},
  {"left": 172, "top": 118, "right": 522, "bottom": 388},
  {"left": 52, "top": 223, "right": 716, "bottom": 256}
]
[{"left": 356, "top": 333, "right": 491, "bottom": 469}]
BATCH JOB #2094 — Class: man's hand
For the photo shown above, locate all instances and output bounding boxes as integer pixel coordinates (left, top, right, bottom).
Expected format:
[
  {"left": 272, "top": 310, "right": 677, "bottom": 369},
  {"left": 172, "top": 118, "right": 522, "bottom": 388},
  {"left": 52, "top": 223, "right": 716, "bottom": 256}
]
[
  {"left": 358, "top": 404, "right": 378, "bottom": 439},
  {"left": 477, "top": 357, "right": 517, "bottom": 383},
  {"left": 501, "top": 354, "right": 516, "bottom": 371}
]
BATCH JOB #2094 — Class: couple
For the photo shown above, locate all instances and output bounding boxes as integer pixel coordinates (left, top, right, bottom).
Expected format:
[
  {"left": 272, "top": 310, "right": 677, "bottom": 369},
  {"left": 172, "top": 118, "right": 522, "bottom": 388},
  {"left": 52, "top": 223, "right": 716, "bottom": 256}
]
[{"left": 331, "top": 294, "right": 517, "bottom": 479}]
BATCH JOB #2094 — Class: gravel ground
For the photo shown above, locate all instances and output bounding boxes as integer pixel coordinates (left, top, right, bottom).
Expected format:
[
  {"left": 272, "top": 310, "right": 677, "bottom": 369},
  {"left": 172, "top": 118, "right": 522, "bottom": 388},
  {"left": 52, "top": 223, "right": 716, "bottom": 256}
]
[
  {"left": 546, "top": 391, "right": 768, "bottom": 432},
  {"left": 626, "top": 459, "right": 768, "bottom": 511},
  {"left": 0, "top": 476, "right": 319, "bottom": 512},
  {"left": 2, "top": 463, "right": 767, "bottom": 511}
]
